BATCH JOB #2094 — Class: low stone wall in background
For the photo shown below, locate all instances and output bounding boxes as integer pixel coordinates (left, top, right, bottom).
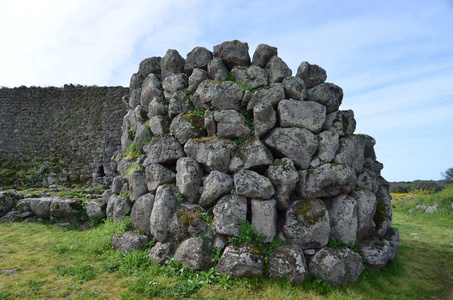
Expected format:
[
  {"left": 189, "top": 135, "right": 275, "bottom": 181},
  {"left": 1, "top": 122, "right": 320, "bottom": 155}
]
[{"left": 0, "top": 85, "right": 128, "bottom": 187}]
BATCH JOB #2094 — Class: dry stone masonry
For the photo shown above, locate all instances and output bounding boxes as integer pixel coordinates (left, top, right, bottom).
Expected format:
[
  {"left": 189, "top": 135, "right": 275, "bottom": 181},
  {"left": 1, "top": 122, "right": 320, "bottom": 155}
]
[
  {"left": 98, "top": 40, "right": 400, "bottom": 285},
  {"left": 106, "top": 40, "right": 400, "bottom": 286}
]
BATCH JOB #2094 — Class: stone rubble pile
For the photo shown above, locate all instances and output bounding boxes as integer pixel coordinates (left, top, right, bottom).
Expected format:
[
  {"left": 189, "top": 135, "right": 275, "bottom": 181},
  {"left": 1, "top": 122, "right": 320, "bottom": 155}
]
[{"left": 106, "top": 40, "right": 399, "bottom": 286}]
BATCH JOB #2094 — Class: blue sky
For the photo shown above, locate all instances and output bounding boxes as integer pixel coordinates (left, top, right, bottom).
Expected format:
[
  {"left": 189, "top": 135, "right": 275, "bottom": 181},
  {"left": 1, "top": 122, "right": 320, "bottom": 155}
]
[{"left": 1, "top": 0, "right": 452, "bottom": 182}]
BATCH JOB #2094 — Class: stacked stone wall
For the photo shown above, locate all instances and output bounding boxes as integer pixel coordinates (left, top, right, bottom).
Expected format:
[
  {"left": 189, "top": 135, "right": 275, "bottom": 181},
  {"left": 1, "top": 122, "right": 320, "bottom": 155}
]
[{"left": 0, "top": 85, "right": 128, "bottom": 186}]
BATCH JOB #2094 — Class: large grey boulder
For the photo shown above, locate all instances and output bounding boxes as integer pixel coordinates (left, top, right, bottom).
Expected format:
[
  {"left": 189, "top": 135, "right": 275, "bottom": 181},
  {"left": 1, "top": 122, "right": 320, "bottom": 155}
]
[
  {"left": 213, "top": 40, "right": 251, "bottom": 70},
  {"left": 234, "top": 169, "right": 275, "bottom": 199},
  {"left": 191, "top": 80, "right": 243, "bottom": 111},
  {"left": 199, "top": 171, "right": 234, "bottom": 208},
  {"left": 143, "top": 135, "right": 185, "bottom": 164},
  {"left": 138, "top": 56, "right": 161, "bottom": 79},
  {"left": 357, "top": 168, "right": 378, "bottom": 193},
  {"left": 268, "top": 245, "right": 308, "bottom": 285},
  {"left": 174, "top": 237, "right": 212, "bottom": 270},
  {"left": 306, "top": 82, "right": 343, "bottom": 113},
  {"left": 334, "top": 135, "right": 366, "bottom": 174},
  {"left": 247, "top": 83, "right": 285, "bottom": 111},
  {"left": 106, "top": 194, "right": 132, "bottom": 222},
  {"left": 352, "top": 189, "right": 377, "bottom": 241},
  {"left": 278, "top": 100, "right": 326, "bottom": 133},
  {"left": 231, "top": 65, "right": 268, "bottom": 89},
  {"left": 160, "top": 49, "right": 185, "bottom": 80},
  {"left": 185, "top": 47, "right": 213, "bottom": 75},
  {"left": 284, "top": 198, "right": 330, "bottom": 249},
  {"left": 318, "top": 131, "right": 340, "bottom": 163},
  {"left": 112, "top": 230, "right": 149, "bottom": 252},
  {"left": 85, "top": 199, "right": 107, "bottom": 221},
  {"left": 133, "top": 122, "right": 152, "bottom": 153},
  {"left": 266, "top": 158, "right": 299, "bottom": 210},
  {"left": 129, "top": 169, "right": 148, "bottom": 202},
  {"left": 207, "top": 57, "right": 229, "bottom": 81},
  {"left": 216, "top": 244, "right": 264, "bottom": 277},
  {"left": 324, "top": 195, "right": 358, "bottom": 245},
  {"left": 29, "top": 198, "right": 53, "bottom": 219},
  {"left": 162, "top": 73, "right": 188, "bottom": 99},
  {"left": 252, "top": 44, "right": 278, "bottom": 68},
  {"left": 148, "top": 97, "right": 167, "bottom": 118},
  {"left": 141, "top": 74, "right": 164, "bottom": 107},
  {"left": 176, "top": 157, "right": 203, "bottom": 203},
  {"left": 188, "top": 68, "right": 209, "bottom": 91},
  {"left": 50, "top": 199, "right": 83, "bottom": 222},
  {"left": 148, "top": 115, "right": 170, "bottom": 136},
  {"left": 16, "top": 198, "right": 32, "bottom": 214},
  {"left": 282, "top": 76, "right": 306, "bottom": 100},
  {"left": 131, "top": 193, "right": 154, "bottom": 235},
  {"left": 170, "top": 204, "right": 210, "bottom": 241},
  {"left": 150, "top": 184, "right": 179, "bottom": 242},
  {"left": 264, "top": 127, "right": 318, "bottom": 170},
  {"left": 253, "top": 102, "right": 276, "bottom": 138},
  {"left": 144, "top": 163, "right": 176, "bottom": 193},
  {"left": 308, "top": 248, "right": 364, "bottom": 286},
  {"left": 360, "top": 238, "right": 393, "bottom": 269},
  {"left": 265, "top": 56, "right": 292, "bottom": 83},
  {"left": 213, "top": 194, "right": 247, "bottom": 236},
  {"left": 297, "top": 163, "right": 357, "bottom": 198},
  {"left": 170, "top": 113, "right": 204, "bottom": 144},
  {"left": 148, "top": 242, "right": 175, "bottom": 265},
  {"left": 214, "top": 110, "right": 251, "bottom": 140},
  {"left": 184, "top": 137, "right": 237, "bottom": 173},
  {"left": 168, "top": 90, "right": 193, "bottom": 118},
  {"left": 296, "top": 61, "right": 327, "bottom": 89},
  {"left": 322, "top": 110, "right": 356, "bottom": 137},
  {"left": 128, "top": 88, "right": 141, "bottom": 109},
  {"left": 229, "top": 137, "right": 273, "bottom": 173},
  {"left": 0, "top": 191, "right": 22, "bottom": 217},
  {"left": 251, "top": 199, "right": 277, "bottom": 243}
]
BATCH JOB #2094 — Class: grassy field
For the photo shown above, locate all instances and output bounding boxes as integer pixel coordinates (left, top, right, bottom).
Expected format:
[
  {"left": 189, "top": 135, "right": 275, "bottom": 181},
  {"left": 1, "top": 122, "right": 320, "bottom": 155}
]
[{"left": 1, "top": 186, "right": 452, "bottom": 299}]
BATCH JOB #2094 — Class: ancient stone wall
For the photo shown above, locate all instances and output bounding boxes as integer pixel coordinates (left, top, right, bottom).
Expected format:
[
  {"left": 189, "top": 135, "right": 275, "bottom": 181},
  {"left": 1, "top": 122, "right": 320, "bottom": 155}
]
[
  {"left": 105, "top": 40, "right": 400, "bottom": 286},
  {"left": 0, "top": 85, "right": 128, "bottom": 186}
]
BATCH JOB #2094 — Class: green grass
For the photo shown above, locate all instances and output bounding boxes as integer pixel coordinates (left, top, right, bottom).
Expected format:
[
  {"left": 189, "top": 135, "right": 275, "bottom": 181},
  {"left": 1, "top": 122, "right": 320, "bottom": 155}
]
[{"left": 1, "top": 187, "right": 453, "bottom": 299}]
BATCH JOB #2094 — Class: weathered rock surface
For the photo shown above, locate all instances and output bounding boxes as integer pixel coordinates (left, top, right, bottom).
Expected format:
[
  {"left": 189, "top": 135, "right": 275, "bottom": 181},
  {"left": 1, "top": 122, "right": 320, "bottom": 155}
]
[
  {"left": 234, "top": 169, "right": 275, "bottom": 199},
  {"left": 50, "top": 199, "right": 83, "bottom": 222},
  {"left": 264, "top": 127, "right": 318, "bottom": 170},
  {"left": 265, "top": 56, "right": 292, "bottom": 83},
  {"left": 268, "top": 245, "right": 308, "bottom": 285},
  {"left": 278, "top": 100, "right": 326, "bottom": 133},
  {"left": 297, "top": 163, "right": 357, "bottom": 198},
  {"left": 170, "top": 113, "right": 204, "bottom": 144},
  {"left": 29, "top": 198, "right": 53, "bottom": 219},
  {"left": 229, "top": 137, "right": 273, "bottom": 173},
  {"left": 296, "top": 61, "right": 327, "bottom": 89},
  {"left": 251, "top": 199, "right": 277, "bottom": 242},
  {"left": 216, "top": 244, "right": 263, "bottom": 277},
  {"left": 184, "top": 137, "right": 237, "bottom": 173},
  {"left": 309, "top": 248, "right": 364, "bottom": 286},
  {"left": 192, "top": 80, "right": 243, "bottom": 111},
  {"left": 129, "top": 169, "right": 148, "bottom": 202},
  {"left": 143, "top": 135, "right": 185, "bottom": 164},
  {"left": 161, "top": 49, "right": 185, "bottom": 80},
  {"left": 0, "top": 191, "right": 22, "bottom": 218},
  {"left": 352, "top": 189, "right": 377, "bottom": 241},
  {"left": 284, "top": 198, "right": 330, "bottom": 249},
  {"left": 213, "top": 194, "right": 247, "bottom": 236},
  {"left": 324, "top": 195, "right": 358, "bottom": 245},
  {"left": 282, "top": 76, "right": 306, "bottom": 100},
  {"left": 148, "top": 242, "right": 175, "bottom": 264},
  {"left": 266, "top": 158, "right": 299, "bottom": 210},
  {"left": 322, "top": 110, "right": 356, "bottom": 137},
  {"left": 149, "top": 184, "right": 179, "bottom": 242},
  {"left": 231, "top": 65, "right": 268, "bottom": 89},
  {"left": 199, "top": 171, "right": 234, "bottom": 208},
  {"left": 144, "top": 164, "right": 176, "bottom": 193},
  {"left": 174, "top": 237, "right": 212, "bottom": 270},
  {"left": 252, "top": 43, "right": 278, "bottom": 68},
  {"left": 176, "top": 157, "right": 203, "bottom": 203},
  {"left": 253, "top": 102, "right": 276, "bottom": 138},
  {"left": 185, "top": 47, "right": 213, "bottom": 75},
  {"left": 213, "top": 40, "right": 251, "bottom": 70},
  {"left": 306, "top": 82, "right": 343, "bottom": 113},
  {"left": 112, "top": 230, "right": 149, "bottom": 252},
  {"left": 131, "top": 193, "right": 154, "bottom": 235},
  {"left": 214, "top": 110, "right": 251, "bottom": 140},
  {"left": 85, "top": 199, "right": 107, "bottom": 221}
]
